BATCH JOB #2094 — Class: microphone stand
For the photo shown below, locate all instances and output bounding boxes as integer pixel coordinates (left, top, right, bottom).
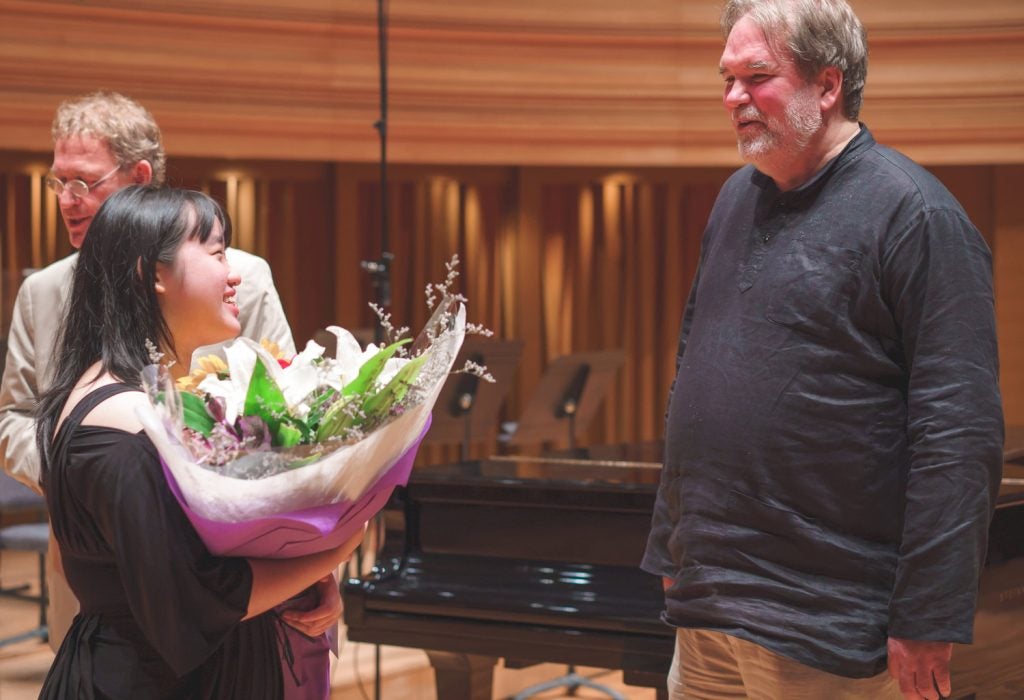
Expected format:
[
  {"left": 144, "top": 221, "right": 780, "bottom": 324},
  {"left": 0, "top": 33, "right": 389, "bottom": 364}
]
[
  {"left": 361, "top": 0, "right": 393, "bottom": 346},
  {"left": 358, "top": 2, "right": 391, "bottom": 698},
  {"left": 516, "top": 361, "right": 626, "bottom": 699}
]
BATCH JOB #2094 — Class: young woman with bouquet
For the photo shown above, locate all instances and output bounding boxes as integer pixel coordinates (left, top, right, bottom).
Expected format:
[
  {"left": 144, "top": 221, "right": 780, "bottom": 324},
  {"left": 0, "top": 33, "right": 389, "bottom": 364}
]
[{"left": 35, "top": 186, "right": 360, "bottom": 699}]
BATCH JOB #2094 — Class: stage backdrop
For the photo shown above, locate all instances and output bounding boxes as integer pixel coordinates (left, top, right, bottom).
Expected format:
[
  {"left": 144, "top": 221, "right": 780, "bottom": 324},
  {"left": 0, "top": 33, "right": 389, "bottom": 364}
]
[{"left": 0, "top": 0, "right": 1022, "bottom": 450}]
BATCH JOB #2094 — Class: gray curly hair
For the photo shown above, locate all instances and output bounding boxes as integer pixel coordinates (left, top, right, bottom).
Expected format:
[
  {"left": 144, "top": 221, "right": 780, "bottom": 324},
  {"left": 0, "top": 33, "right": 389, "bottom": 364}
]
[
  {"left": 51, "top": 91, "right": 166, "bottom": 185},
  {"left": 721, "top": 0, "right": 868, "bottom": 121}
]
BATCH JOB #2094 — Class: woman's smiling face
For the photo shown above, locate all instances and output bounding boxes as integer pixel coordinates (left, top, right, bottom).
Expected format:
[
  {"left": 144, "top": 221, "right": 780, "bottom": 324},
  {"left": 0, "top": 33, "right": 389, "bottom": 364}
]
[{"left": 155, "top": 217, "right": 241, "bottom": 361}]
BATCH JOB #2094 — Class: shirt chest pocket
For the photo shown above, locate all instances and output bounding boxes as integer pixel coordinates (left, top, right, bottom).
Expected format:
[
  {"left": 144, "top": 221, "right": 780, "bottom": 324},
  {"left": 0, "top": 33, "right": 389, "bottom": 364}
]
[{"left": 764, "top": 240, "right": 864, "bottom": 336}]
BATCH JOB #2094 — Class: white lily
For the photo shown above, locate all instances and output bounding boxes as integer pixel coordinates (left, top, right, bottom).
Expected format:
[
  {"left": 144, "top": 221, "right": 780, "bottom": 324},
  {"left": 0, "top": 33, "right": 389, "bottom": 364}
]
[
  {"left": 197, "top": 338, "right": 314, "bottom": 422},
  {"left": 321, "top": 326, "right": 389, "bottom": 389},
  {"left": 195, "top": 340, "right": 258, "bottom": 424},
  {"left": 277, "top": 340, "right": 327, "bottom": 419},
  {"left": 378, "top": 356, "right": 408, "bottom": 386}
]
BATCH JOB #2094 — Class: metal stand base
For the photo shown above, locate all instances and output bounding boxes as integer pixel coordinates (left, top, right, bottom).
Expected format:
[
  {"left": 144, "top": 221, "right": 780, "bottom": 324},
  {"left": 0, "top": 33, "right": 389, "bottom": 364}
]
[
  {"left": 0, "top": 550, "right": 49, "bottom": 647},
  {"left": 512, "top": 667, "right": 626, "bottom": 700},
  {"left": 0, "top": 625, "right": 48, "bottom": 648}
]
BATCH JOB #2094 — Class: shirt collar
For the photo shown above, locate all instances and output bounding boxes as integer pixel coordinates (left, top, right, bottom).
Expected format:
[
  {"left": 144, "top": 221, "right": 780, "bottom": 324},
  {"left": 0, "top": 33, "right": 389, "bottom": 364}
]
[{"left": 750, "top": 124, "right": 874, "bottom": 207}]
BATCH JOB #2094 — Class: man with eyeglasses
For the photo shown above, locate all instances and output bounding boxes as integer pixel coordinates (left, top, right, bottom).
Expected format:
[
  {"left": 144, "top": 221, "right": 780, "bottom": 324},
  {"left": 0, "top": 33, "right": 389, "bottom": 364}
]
[
  {"left": 46, "top": 164, "right": 123, "bottom": 245},
  {"left": 0, "top": 91, "right": 308, "bottom": 650}
]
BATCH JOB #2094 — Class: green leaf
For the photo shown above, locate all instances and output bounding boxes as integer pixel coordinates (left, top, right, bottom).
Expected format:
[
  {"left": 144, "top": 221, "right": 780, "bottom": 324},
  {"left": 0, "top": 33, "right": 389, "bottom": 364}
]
[
  {"left": 360, "top": 353, "right": 428, "bottom": 426},
  {"left": 315, "top": 395, "right": 358, "bottom": 442},
  {"left": 341, "top": 339, "right": 411, "bottom": 397},
  {"left": 305, "top": 386, "right": 338, "bottom": 429},
  {"left": 243, "top": 359, "right": 289, "bottom": 443},
  {"left": 315, "top": 340, "right": 414, "bottom": 441},
  {"left": 275, "top": 421, "right": 304, "bottom": 448},
  {"left": 181, "top": 391, "right": 214, "bottom": 437}
]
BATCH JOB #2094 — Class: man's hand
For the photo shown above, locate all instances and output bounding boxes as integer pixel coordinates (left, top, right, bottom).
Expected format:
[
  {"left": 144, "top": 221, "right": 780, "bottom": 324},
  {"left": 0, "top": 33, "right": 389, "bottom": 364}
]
[
  {"left": 662, "top": 577, "right": 674, "bottom": 592},
  {"left": 280, "top": 573, "right": 342, "bottom": 638},
  {"left": 887, "top": 637, "right": 953, "bottom": 699}
]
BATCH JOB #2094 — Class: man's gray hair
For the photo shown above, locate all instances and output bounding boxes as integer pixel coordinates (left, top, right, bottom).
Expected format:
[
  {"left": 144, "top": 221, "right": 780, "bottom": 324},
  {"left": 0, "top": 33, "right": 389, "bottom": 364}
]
[
  {"left": 721, "top": 0, "right": 868, "bottom": 121},
  {"left": 51, "top": 91, "right": 166, "bottom": 185}
]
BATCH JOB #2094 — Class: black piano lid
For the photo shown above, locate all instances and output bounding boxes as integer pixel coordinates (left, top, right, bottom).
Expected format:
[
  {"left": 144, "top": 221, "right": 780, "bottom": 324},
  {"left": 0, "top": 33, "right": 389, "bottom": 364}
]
[
  {"left": 411, "top": 441, "right": 664, "bottom": 492},
  {"left": 417, "top": 437, "right": 1024, "bottom": 509},
  {"left": 999, "top": 462, "right": 1024, "bottom": 508}
]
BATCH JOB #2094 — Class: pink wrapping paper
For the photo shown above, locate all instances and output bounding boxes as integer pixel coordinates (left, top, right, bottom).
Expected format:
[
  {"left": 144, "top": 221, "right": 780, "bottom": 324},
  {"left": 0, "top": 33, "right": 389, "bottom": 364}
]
[
  {"left": 159, "top": 418, "right": 428, "bottom": 559},
  {"left": 158, "top": 420, "right": 428, "bottom": 699}
]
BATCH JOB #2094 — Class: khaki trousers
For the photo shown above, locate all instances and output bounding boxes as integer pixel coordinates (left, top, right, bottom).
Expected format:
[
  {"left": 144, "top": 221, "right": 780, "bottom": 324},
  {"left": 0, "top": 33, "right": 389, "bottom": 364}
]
[{"left": 669, "top": 628, "right": 904, "bottom": 700}]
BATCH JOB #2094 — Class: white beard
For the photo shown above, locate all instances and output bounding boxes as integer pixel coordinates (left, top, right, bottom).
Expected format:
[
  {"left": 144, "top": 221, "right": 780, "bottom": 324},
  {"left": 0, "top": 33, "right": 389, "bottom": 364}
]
[{"left": 735, "top": 86, "right": 823, "bottom": 163}]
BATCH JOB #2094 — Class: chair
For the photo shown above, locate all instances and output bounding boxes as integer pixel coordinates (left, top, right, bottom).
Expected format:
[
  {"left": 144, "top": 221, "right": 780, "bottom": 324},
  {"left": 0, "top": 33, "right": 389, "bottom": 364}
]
[{"left": 0, "top": 471, "right": 49, "bottom": 647}]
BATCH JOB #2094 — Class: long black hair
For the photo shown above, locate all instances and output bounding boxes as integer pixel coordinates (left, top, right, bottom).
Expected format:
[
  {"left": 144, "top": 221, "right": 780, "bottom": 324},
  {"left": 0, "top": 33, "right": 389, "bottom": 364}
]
[{"left": 36, "top": 185, "right": 232, "bottom": 479}]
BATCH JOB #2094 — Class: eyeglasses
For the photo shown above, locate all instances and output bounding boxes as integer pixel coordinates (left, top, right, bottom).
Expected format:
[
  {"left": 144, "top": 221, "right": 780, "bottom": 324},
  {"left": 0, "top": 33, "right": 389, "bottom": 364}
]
[{"left": 45, "top": 164, "right": 121, "bottom": 199}]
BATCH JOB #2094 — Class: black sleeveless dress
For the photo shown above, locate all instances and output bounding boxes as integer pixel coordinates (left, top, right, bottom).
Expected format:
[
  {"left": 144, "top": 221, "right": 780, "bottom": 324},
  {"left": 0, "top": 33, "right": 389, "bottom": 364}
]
[{"left": 39, "top": 383, "right": 283, "bottom": 699}]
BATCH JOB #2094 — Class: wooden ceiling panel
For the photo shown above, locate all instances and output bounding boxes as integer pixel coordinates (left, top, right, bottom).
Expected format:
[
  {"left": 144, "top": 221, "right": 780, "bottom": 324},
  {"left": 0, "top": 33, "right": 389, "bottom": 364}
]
[{"left": 0, "top": 0, "right": 1020, "bottom": 166}]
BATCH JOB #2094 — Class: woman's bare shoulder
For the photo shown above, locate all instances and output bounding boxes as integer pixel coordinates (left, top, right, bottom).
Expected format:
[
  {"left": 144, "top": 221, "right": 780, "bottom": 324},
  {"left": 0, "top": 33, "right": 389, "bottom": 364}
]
[
  {"left": 79, "top": 390, "right": 147, "bottom": 434},
  {"left": 57, "top": 365, "right": 147, "bottom": 435}
]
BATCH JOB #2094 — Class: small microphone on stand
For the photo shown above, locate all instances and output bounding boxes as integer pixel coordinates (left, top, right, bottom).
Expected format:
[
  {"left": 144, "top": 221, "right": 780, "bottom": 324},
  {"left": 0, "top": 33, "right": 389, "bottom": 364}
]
[
  {"left": 555, "top": 364, "right": 590, "bottom": 451},
  {"left": 360, "top": 252, "right": 393, "bottom": 308}
]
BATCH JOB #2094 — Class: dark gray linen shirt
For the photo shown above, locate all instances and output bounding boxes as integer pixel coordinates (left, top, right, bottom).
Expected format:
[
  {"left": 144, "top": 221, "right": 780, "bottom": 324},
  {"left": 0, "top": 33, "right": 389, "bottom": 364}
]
[{"left": 642, "top": 127, "right": 1004, "bottom": 678}]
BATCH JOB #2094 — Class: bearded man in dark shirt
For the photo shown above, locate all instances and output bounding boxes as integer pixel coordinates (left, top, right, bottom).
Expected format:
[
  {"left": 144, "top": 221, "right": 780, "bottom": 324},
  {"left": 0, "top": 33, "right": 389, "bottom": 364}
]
[{"left": 642, "top": 1, "right": 1003, "bottom": 699}]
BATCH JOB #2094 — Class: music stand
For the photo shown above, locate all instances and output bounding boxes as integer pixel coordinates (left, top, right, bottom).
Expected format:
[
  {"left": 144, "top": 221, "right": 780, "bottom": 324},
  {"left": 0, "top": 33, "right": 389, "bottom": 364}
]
[
  {"left": 423, "top": 337, "right": 523, "bottom": 460},
  {"left": 505, "top": 348, "right": 627, "bottom": 699},
  {"left": 503, "top": 349, "right": 625, "bottom": 451}
]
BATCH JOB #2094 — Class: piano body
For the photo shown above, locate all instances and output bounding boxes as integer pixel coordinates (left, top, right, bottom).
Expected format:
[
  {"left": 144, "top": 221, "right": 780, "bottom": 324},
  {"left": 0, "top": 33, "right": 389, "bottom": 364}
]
[{"left": 343, "top": 444, "right": 1024, "bottom": 699}]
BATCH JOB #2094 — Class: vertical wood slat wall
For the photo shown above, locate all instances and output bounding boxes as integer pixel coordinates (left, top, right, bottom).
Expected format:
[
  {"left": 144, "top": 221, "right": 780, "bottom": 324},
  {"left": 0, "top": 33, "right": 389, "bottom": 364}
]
[{"left": 1, "top": 156, "right": 1021, "bottom": 452}]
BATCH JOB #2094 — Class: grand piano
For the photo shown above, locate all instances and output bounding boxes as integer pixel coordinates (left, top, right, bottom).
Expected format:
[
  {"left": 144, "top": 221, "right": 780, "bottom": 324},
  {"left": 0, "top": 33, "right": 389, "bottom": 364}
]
[{"left": 344, "top": 441, "right": 1024, "bottom": 700}]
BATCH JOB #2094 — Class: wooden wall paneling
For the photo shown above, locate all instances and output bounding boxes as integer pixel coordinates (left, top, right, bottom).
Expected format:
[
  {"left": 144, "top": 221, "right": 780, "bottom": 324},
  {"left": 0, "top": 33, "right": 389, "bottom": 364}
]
[
  {"left": 929, "top": 167, "right": 996, "bottom": 250},
  {"left": 574, "top": 185, "right": 595, "bottom": 356},
  {"left": 337, "top": 165, "right": 508, "bottom": 328},
  {"left": 618, "top": 181, "right": 639, "bottom": 443},
  {"left": 324, "top": 163, "right": 521, "bottom": 460},
  {"left": 255, "top": 180, "right": 272, "bottom": 275},
  {"left": 994, "top": 165, "right": 1024, "bottom": 425},
  {"left": 262, "top": 175, "right": 335, "bottom": 345},
  {"left": 509, "top": 168, "right": 544, "bottom": 433},
  {"left": 864, "top": 29, "right": 1024, "bottom": 164},
  {"left": 659, "top": 181, "right": 684, "bottom": 419},
  {"left": 1, "top": 175, "right": 12, "bottom": 337},
  {"left": 354, "top": 177, "right": 386, "bottom": 330},
  {"left": 463, "top": 183, "right": 483, "bottom": 331},
  {"left": 485, "top": 176, "right": 517, "bottom": 336},
  {"left": 43, "top": 175, "right": 60, "bottom": 268},
  {"left": 597, "top": 182, "right": 623, "bottom": 391},
  {"left": 538, "top": 183, "right": 568, "bottom": 361},
  {"left": 0, "top": 0, "right": 382, "bottom": 160},
  {"left": 332, "top": 164, "right": 372, "bottom": 334},
  {"left": 0, "top": 152, "right": 84, "bottom": 339},
  {"left": 635, "top": 183, "right": 658, "bottom": 442},
  {"left": 1, "top": 0, "right": 1019, "bottom": 166},
  {"left": 0, "top": 154, "right": 1018, "bottom": 451},
  {"left": 168, "top": 158, "right": 335, "bottom": 345},
  {"left": 507, "top": 167, "right": 731, "bottom": 449}
]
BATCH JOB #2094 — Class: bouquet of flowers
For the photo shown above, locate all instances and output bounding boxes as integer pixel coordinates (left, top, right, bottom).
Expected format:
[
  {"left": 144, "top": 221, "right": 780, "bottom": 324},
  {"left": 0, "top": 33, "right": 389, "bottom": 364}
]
[{"left": 136, "top": 260, "right": 477, "bottom": 560}]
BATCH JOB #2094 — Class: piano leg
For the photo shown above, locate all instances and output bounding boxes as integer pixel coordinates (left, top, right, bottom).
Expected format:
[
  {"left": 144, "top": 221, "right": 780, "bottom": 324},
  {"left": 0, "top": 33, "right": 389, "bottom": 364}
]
[
  {"left": 424, "top": 650, "right": 499, "bottom": 700},
  {"left": 623, "top": 670, "right": 669, "bottom": 699}
]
